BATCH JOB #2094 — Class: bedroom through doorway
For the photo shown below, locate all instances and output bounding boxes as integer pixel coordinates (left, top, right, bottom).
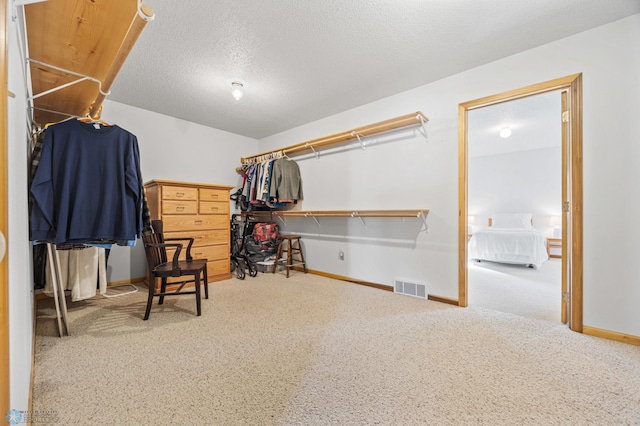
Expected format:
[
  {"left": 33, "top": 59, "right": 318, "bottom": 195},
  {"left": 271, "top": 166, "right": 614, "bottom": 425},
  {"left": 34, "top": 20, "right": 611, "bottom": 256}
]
[{"left": 466, "top": 91, "right": 563, "bottom": 322}]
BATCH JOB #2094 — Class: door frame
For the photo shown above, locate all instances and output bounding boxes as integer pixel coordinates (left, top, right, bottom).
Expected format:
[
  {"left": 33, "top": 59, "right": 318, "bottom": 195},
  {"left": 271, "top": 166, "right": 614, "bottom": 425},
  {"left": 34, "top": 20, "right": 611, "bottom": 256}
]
[
  {"left": 458, "top": 73, "right": 583, "bottom": 332},
  {"left": 1, "top": 0, "right": 11, "bottom": 414}
]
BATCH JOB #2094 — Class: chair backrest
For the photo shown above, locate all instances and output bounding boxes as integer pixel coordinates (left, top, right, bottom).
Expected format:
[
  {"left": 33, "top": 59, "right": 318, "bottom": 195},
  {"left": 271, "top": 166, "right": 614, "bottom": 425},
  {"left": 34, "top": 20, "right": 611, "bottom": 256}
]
[{"left": 142, "top": 220, "right": 167, "bottom": 272}]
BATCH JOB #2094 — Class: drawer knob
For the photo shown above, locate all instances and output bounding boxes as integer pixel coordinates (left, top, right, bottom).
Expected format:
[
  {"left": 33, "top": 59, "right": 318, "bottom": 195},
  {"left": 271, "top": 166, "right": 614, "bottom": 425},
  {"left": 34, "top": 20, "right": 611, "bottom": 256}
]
[
  {"left": 210, "top": 207, "right": 218, "bottom": 211},
  {"left": 176, "top": 192, "right": 184, "bottom": 197},
  {"left": 176, "top": 206, "right": 185, "bottom": 211},
  {"left": 194, "top": 220, "right": 203, "bottom": 225}
]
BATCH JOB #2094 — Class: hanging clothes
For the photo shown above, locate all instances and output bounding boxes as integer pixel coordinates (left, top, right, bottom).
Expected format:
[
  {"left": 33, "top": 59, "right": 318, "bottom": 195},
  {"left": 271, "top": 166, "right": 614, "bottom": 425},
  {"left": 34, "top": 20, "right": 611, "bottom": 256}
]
[
  {"left": 44, "top": 246, "right": 107, "bottom": 302},
  {"left": 30, "top": 129, "right": 47, "bottom": 288},
  {"left": 30, "top": 119, "right": 145, "bottom": 245},
  {"left": 269, "top": 158, "right": 303, "bottom": 202},
  {"left": 237, "top": 157, "right": 303, "bottom": 210}
]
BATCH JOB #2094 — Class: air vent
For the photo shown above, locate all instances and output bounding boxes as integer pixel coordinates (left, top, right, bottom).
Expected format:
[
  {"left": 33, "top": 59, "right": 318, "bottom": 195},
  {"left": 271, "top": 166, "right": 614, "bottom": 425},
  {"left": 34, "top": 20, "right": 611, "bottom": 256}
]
[{"left": 394, "top": 279, "right": 427, "bottom": 299}]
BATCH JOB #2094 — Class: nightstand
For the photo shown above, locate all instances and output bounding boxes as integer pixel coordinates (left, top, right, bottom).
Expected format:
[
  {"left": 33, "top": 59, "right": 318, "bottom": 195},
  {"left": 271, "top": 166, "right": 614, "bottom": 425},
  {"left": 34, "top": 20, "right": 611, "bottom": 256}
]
[{"left": 546, "top": 237, "right": 562, "bottom": 258}]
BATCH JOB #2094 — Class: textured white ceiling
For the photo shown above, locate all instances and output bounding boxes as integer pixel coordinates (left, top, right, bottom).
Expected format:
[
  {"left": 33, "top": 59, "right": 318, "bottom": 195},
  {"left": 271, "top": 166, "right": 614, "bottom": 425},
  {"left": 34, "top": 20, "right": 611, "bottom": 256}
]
[{"left": 109, "top": 0, "right": 640, "bottom": 139}]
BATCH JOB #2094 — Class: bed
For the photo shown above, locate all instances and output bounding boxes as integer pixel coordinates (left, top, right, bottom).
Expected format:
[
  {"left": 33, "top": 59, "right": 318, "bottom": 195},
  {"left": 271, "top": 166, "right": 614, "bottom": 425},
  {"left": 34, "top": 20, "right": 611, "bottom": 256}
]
[{"left": 468, "top": 213, "right": 549, "bottom": 268}]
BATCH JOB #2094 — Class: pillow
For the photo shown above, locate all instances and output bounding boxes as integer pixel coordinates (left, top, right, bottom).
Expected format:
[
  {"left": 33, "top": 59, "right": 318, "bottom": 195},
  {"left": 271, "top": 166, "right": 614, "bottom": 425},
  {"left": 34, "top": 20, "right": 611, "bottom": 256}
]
[{"left": 491, "top": 213, "right": 532, "bottom": 229}]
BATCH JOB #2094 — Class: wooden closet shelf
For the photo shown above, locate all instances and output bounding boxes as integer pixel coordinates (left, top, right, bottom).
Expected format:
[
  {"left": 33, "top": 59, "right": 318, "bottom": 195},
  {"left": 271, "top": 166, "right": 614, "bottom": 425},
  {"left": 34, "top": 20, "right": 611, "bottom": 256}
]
[
  {"left": 246, "top": 209, "right": 429, "bottom": 219},
  {"left": 241, "top": 112, "right": 428, "bottom": 164},
  {"left": 24, "top": 0, "right": 154, "bottom": 125}
]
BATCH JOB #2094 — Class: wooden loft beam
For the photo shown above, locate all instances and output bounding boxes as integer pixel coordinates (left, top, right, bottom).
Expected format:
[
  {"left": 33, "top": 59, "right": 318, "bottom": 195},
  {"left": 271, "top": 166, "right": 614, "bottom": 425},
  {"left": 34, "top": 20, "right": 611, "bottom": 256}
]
[{"left": 241, "top": 112, "right": 428, "bottom": 163}]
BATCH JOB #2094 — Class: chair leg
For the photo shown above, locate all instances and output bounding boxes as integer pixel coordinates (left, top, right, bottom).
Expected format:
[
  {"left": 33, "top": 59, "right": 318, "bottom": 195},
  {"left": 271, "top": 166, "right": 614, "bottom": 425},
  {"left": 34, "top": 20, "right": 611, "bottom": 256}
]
[
  {"left": 159, "top": 277, "right": 167, "bottom": 305},
  {"left": 203, "top": 264, "right": 209, "bottom": 300},
  {"left": 294, "top": 238, "right": 308, "bottom": 273},
  {"left": 194, "top": 273, "right": 202, "bottom": 316},
  {"left": 286, "top": 240, "right": 293, "bottom": 278},
  {"left": 144, "top": 275, "right": 156, "bottom": 320}
]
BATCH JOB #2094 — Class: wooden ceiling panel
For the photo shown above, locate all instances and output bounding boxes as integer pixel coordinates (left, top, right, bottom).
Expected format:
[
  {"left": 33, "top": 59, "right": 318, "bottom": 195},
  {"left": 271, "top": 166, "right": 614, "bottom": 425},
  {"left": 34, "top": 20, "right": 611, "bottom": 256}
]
[{"left": 24, "top": 0, "right": 152, "bottom": 125}]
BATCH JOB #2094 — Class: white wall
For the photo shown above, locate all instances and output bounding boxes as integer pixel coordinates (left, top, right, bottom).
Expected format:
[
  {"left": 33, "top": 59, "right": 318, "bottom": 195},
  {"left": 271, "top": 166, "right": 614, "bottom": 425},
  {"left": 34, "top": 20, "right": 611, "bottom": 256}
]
[
  {"left": 7, "top": 5, "right": 34, "bottom": 412},
  {"left": 100, "top": 100, "right": 258, "bottom": 281},
  {"left": 258, "top": 15, "right": 640, "bottom": 337},
  {"left": 5, "top": 10, "right": 639, "bottom": 412},
  {"left": 468, "top": 147, "right": 562, "bottom": 235}
]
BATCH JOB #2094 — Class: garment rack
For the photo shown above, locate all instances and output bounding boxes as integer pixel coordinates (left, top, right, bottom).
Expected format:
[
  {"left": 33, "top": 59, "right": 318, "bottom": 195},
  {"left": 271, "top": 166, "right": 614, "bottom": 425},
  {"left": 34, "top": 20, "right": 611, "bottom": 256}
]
[
  {"left": 241, "top": 112, "right": 428, "bottom": 164},
  {"left": 22, "top": 0, "right": 154, "bottom": 336}
]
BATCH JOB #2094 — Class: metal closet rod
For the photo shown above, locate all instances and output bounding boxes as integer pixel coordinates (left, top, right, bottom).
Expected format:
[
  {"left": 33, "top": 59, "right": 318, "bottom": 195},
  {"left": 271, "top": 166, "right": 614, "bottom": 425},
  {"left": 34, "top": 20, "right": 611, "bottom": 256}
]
[
  {"left": 241, "top": 111, "right": 429, "bottom": 164},
  {"left": 246, "top": 209, "right": 429, "bottom": 218}
]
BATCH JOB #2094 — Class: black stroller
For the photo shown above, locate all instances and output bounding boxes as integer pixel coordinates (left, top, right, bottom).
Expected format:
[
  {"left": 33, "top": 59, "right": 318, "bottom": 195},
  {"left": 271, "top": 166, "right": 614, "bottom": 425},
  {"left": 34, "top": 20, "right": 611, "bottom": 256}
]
[{"left": 230, "top": 214, "right": 258, "bottom": 279}]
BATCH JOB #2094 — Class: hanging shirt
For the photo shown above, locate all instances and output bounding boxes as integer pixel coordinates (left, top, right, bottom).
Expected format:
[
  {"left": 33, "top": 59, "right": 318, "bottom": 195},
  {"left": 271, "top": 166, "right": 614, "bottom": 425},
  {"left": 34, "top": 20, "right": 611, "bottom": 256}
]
[
  {"left": 30, "top": 119, "right": 144, "bottom": 244},
  {"left": 269, "top": 158, "right": 303, "bottom": 201}
]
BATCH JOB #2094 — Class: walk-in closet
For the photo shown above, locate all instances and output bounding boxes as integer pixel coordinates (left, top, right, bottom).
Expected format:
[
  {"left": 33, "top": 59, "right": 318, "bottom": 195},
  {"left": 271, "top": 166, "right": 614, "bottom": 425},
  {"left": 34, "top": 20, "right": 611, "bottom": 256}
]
[{"left": 3, "top": 1, "right": 640, "bottom": 424}]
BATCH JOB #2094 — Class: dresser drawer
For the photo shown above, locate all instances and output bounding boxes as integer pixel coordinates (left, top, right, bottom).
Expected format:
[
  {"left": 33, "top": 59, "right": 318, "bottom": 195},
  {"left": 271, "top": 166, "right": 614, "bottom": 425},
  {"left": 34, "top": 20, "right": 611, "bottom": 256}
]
[
  {"left": 162, "top": 200, "right": 197, "bottom": 215},
  {"left": 200, "top": 188, "right": 227, "bottom": 202},
  {"left": 207, "top": 259, "right": 230, "bottom": 277},
  {"left": 162, "top": 215, "right": 228, "bottom": 231},
  {"left": 162, "top": 186, "right": 198, "bottom": 201},
  {"left": 199, "top": 201, "right": 229, "bottom": 215},
  {"left": 165, "top": 259, "right": 230, "bottom": 285},
  {"left": 164, "top": 229, "right": 228, "bottom": 247},
  {"left": 191, "top": 244, "right": 228, "bottom": 261},
  {"left": 167, "top": 243, "right": 228, "bottom": 263}
]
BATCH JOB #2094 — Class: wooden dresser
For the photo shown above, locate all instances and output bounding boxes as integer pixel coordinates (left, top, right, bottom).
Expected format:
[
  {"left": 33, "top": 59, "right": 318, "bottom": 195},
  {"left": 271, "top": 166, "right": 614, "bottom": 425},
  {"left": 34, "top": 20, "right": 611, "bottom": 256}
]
[{"left": 144, "top": 180, "right": 234, "bottom": 289}]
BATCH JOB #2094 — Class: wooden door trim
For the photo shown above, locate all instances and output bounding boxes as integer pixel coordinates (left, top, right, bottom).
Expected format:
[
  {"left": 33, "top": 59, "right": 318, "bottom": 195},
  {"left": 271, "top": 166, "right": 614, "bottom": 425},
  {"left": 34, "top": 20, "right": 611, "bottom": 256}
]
[
  {"left": 458, "top": 73, "right": 583, "bottom": 332},
  {"left": 561, "top": 90, "right": 568, "bottom": 324},
  {"left": 1, "top": 0, "right": 11, "bottom": 415}
]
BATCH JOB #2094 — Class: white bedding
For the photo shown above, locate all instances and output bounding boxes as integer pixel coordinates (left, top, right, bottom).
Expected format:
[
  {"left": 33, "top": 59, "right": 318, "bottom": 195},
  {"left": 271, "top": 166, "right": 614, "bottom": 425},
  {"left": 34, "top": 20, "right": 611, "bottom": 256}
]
[{"left": 468, "top": 227, "right": 549, "bottom": 268}]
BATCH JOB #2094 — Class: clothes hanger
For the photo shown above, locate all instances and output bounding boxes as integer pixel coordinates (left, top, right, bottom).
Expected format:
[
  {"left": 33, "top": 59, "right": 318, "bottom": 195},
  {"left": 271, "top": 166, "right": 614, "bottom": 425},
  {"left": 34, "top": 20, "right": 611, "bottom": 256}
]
[
  {"left": 77, "top": 104, "right": 110, "bottom": 126},
  {"left": 77, "top": 115, "right": 111, "bottom": 126},
  {"left": 43, "top": 115, "right": 77, "bottom": 130}
]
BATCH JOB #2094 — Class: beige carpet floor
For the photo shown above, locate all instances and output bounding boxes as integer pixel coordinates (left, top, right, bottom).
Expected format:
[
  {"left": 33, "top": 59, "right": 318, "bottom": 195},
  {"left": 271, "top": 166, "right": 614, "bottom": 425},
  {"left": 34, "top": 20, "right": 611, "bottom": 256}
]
[
  {"left": 469, "top": 258, "right": 561, "bottom": 323},
  {"left": 33, "top": 271, "right": 640, "bottom": 425}
]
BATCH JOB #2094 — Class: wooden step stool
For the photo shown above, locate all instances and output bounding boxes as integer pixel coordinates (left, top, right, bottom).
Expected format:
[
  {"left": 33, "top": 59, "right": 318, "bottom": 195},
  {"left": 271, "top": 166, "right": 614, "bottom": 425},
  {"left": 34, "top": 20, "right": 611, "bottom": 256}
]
[{"left": 274, "top": 235, "right": 307, "bottom": 278}]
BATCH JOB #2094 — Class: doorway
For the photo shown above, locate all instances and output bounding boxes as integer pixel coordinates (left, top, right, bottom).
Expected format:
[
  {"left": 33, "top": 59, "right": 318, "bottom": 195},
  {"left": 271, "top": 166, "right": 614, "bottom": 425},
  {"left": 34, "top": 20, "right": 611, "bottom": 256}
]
[
  {"left": 467, "top": 91, "right": 563, "bottom": 322},
  {"left": 458, "top": 74, "right": 583, "bottom": 332}
]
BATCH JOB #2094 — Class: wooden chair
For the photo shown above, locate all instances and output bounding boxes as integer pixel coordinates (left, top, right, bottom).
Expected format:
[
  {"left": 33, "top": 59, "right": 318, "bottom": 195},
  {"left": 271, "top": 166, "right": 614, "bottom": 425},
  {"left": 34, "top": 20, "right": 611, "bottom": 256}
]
[{"left": 142, "top": 220, "right": 208, "bottom": 320}]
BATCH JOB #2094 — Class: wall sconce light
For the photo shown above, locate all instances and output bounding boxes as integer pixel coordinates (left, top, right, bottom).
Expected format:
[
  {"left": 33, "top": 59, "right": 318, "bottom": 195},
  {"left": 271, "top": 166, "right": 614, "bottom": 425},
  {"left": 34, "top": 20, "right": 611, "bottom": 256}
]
[
  {"left": 499, "top": 127, "right": 512, "bottom": 138},
  {"left": 231, "top": 81, "right": 244, "bottom": 100}
]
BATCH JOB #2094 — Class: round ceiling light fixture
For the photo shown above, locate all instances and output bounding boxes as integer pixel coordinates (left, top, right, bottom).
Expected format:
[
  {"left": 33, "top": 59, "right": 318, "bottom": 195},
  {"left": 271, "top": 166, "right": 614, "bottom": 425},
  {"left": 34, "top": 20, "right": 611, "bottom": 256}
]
[
  {"left": 231, "top": 81, "right": 244, "bottom": 100},
  {"left": 499, "top": 127, "right": 512, "bottom": 138}
]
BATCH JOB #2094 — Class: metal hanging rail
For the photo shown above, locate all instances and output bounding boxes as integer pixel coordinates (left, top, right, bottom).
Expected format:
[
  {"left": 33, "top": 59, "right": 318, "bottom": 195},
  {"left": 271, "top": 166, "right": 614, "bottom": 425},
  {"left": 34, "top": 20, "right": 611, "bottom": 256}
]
[
  {"left": 241, "top": 112, "right": 429, "bottom": 164},
  {"left": 245, "top": 209, "right": 429, "bottom": 227}
]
